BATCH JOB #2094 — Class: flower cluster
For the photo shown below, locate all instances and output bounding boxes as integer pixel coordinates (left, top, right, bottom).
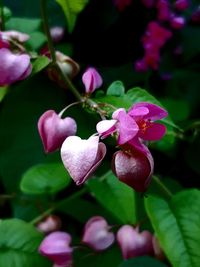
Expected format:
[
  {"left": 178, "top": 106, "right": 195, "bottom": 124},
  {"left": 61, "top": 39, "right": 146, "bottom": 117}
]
[
  {"left": 38, "top": 68, "right": 168, "bottom": 193},
  {"left": 0, "top": 31, "right": 32, "bottom": 87},
  {"left": 39, "top": 215, "right": 163, "bottom": 266}
]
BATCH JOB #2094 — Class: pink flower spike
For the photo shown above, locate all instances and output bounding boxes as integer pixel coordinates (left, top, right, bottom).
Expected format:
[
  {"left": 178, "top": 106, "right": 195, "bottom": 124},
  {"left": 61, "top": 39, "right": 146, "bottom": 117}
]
[
  {"left": 0, "top": 48, "right": 32, "bottom": 86},
  {"left": 38, "top": 110, "right": 77, "bottom": 153},
  {"left": 112, "top": 146, "right": 154, "bottom": 192},
  {"left": 39, "top": 231, "right": 73, "bottom": 266},
  {"left": 96, "top": 119, "right": 117, "bottom": 138},
  {"left": 82, "top": 216, "right": 115, "bottom": 251},
  {"left": 175, "top": 0, "right": 189, "bottom": 11},
  {"left": 61, "top": 136, "right": 106, "bottom": 185},
  {"left": 82, "top": 67, "right": 103, "bottom": 94},
  {"left": 117, "top": 225, "right": 153, "bottom": 259}
]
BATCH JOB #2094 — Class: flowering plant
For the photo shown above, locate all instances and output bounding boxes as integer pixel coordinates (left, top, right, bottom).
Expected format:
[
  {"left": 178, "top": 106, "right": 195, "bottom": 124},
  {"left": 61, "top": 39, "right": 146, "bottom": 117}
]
[{"left": 0, "top": 0, "right": 200, "bottom": 267}]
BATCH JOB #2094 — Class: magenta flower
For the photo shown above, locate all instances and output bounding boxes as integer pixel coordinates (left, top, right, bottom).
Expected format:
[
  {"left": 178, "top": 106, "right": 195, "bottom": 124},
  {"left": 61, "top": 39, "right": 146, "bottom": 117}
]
[
  {"left": 156, "top": 0, "right": 170, "bottom": 21},
  {"left": 113, "top": 0, "right": 132, "bottom": 11},
  {"left": 0, "top": 33, "right": 10, "bottom": 48},
  {"left": 38, "top": 110, "right": 77, "bottom": 153},
  {"left": 112, "top": 145, "right": 154, "bottom": 192},
  {"left": 117, "top": 225, "right": 154, "bottom": 259},
  {"left": 170, "top": 16, "right": 185, "bottom": 29},
  {"left": 175, "top": 0, "right": 189, "bottom": 11},
  {"left": 128, "top": 102, "right": 168, "bottom": 142},
  {"left": 82, "top": 216, "right": 115, "bottom": 251},
  {"left": 96, "top": 108, "right": 139, "bottom": 145},
  {"left": 82, "top": 67, "right": 103, "bottom": 94},
  {"left": 61, "top": 136, "right": 106, "bottom": 185},
  {"left": 0, "top": 48, "right": 32, "bottom": 86},
  {"left": 39, "top": 231, "right": 73, "bottom": 266}
]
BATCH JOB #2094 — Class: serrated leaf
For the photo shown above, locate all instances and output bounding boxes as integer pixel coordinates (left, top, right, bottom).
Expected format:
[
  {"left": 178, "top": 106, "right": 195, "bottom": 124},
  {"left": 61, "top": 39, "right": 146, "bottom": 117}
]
[
  {"left": 145, "top": 189, "right": 200, "bottom": 267},
  {"left": 87, "top": 172, "right": 136, "bottom": 224},
  {"left": 107, "top": 81, "right": 125, "bottom": 96},
  {"left": 126, "top": 87, "right": 178, "bottom": 129},
  {"left": 20, "top": 163, "right": 71, "bottom": 195},
  {"left": 118, "top": 256, "right": 167, "bottom": 267},
  {"left": 0, "top": 219, "right": 50, "bottom": 267},
  {"left": 31, "top": 56, "right": 50, "bottom": 76},
  {"left": 56, "top": 0, "right": 89, "bottom": 33}
]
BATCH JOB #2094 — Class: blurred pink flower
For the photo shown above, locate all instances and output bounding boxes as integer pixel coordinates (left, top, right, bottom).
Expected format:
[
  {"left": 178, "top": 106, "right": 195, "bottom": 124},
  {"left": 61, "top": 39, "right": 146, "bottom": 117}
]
[
  {"left": 156, "top": 0, "right": 170, "bottom": 21},
  {"left": 117, "top": 225, "right": 154, "bottom": 259},
  {"left": 39, "top": 231, "right": 73, "bottom": 266},
  {"left": 170, "top": 16, "right": 185, "bottom": 29},
  {"left": 0, "top": 48, "right": 32, "bottom": 86},
  {"left": 37, "top": 215, "right": 61, "bottom": 234},
  {"left": 175, "top": 0, "right": 189, "bottom": 11},
  {"left": 61, "top": 136, "right": 106, "bottom": 185},
  {"left": 82, "top": 67, "right": 103, "bottom": 94},
  {"left": 82, "top": 216, "right": 115, "bottom": 251}
]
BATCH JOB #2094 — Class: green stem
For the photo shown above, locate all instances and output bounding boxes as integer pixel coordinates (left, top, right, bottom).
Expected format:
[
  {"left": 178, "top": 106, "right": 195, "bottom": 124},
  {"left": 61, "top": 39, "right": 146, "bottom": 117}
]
[
  {"left": 30, "top": 187, "right": 87, "bottom": 225},
  {"left": 152, "top": 175, "right": 173, "bottom": 198},
  {"left": 0, "top": 0, "right": 5, "bottom": 31},
  {"left": 40, "top": 0, "right": 56, "bottom": 63}
]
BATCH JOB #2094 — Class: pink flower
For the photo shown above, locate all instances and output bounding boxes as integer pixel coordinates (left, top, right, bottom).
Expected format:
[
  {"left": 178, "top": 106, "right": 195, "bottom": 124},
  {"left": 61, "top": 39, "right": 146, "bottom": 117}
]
[
  {"left": 37, "top": 215, "right": 61, "bottom": 234},
  {"left": 156, "top": 0, "right": 170, "bottom": 21},
  {"left": 61, "top": 136, "right": 106, "bottom": 185},
  {"left": 175, "top": 0, "right": 189, "bottom": 11},
  {"left": 50, "top": 27, "right": 65, "bottom": 43},
  {"left": 113, "top": 0, "right": 132, "bottom": 11},
  {"left": 112, "top": 145, "right": 154, "bottom": 192},
  {"left": 0, "top": 48, "right": 32, "bottom": 86},
  {"left": 38, "top": 110, "right": 77, "bottom": 153},
  {"left": 39, "top": 231, "right": 73, "bottom": 266},
  {"left": 82, "top": 67, "right": 103, "bottom": 94},
  {"left": 0, "top": 33, "right": 10, "bottom": 48},
  {"left": 170, "top": 16, "right": 185, "bottom": 29},
  {"left": 82, "top": 216, "right": 115, "bottom": 251},
  {"left": 2, "top": 30, "right": 29, "bottom": 43},
  {"left": 128, "top": 102, "right": 168, "bottom": 142},
  {"left": 117, "top": 225, "right": 154, "bottom": 259},
  {"left": 96, "top": 109, "right": 139, "bottom": 145}
]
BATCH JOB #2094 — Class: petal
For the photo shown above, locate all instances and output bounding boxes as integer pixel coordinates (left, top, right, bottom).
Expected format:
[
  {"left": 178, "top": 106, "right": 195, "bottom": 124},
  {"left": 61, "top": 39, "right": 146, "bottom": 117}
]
[
  {"left": 139, "top": 122, "right": 166, "bottom": 141},
  {"left": 82, "top": 67, "right": 103, "bottom": 93},
  {"left": 117, "top": 111, "right": 139, "bottom": 145},
  {"left": 128, "top": 106, "right": 149, "bottom": 119},
  {"left": 112, "top": 108, "right": 126, "bottom": 120},
  {"left": 61, "top": 136, "right": 103, "bottom": 184},
  {"left": 129, "top": 102, "right": 168, "bottom": 120},
  {"left": 82, "top": 216, "right": 114, "bottom": 251},
  {"left": 96, "top": 119, "right": 117, "bottom": 138}
]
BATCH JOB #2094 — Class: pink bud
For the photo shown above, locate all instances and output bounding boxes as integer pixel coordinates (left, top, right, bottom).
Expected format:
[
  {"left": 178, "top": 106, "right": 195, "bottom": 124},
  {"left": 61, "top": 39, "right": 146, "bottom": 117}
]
[
  {"left": 50, "top": 27, "right": 65, "bottom": 43},
  {"left": 170, "top": 16, "right": 185, "bottom": 29},
  {"left": 82, "top": 67, "right": 103, "bottom": 94},
  {"left": 37, "top": 215, "right": 62, "bottom": 234},
  {"left": 0, "top": 48, "right": 32, "bottom": 86},
  {"left": 61, "top": 136, "right": 106, "bottom": 185},
  {"left": 39, "top": 231, "right": 73, "bottom": 266},
  {"left": 2, "top": 30, "right": 29, "bottom": 43},
  {"left": 82, "top": 216, "right": 115, "bottom": 251},
  {"left": 38, "top": 110, "right": 77, "bottom": 153},
  {"left": 175, "top": 0, "right": 189, "bottom": 11},
  {"left": 117, "top": 225, "right": 153, "bottom": 259},
  {"left": 112, "top": 147, "right": 154, "bottom": 192}
]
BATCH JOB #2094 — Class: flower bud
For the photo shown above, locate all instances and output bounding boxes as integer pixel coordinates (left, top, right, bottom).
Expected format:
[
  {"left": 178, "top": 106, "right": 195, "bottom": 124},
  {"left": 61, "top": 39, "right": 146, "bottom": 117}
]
[
  {"left": 170, "top": 16, "right": 185, "bottom": 29},
  {"left": 112, "top": 147, "right": 153, "bottom": 192},
  {"left": 0, "top": 48, "right": 32, "bottom": 86},
  {"left": 82, "top": 216, "right": 115, "bottom": 251},
  {"left": 82, "top": 67, "right": 103, "bottom": 94},
  {"left": 117, "top": 225, "right": 153, "bottom": 259},
  {"left": 38, "top": 110, "right": 77, "bottom": 153},
  {"left": 39, "top": 231, "right": 73, "bottom": 266},
  {"left": 61, "top": 136, "right": 106, "bottom": 185},
  {"left": 50, "top": 27, "right": 65, "bottom": 43},
  {"left": 37, "top": 215, "right": 62, "bottom": 234}
]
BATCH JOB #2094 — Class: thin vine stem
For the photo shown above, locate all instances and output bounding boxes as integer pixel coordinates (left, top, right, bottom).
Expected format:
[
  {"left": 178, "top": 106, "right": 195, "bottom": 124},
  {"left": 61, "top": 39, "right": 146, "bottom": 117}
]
[
  {"left": 40, "top": 0, "right": 56, "bottom": 63},
  {"left": 30, "top": 187, "right": 87, "bottom": 225},
  {"left": 152, "top": 175, "right": 173, "bottom": 198}
]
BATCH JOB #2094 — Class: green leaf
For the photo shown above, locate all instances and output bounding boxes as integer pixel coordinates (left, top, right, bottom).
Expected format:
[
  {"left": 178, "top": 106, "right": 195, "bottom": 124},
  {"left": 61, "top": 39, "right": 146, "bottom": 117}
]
[
  {"left": 6, "top": 18, "right": 42, "bottom": 33},
  {"left": 3, "top": 7, "right": 12, "bottom": 22},
  {"left": 145, "top": 189, "right": 200, "bottom": 267},
  {"left": 56, "top": 0, "right": 89, "bottom": 33},
  {"left": 0, "top": 219, "right": 50, "bottom": 267},
  {"left": 107, "top": 81, "right": 125, "bottom": 96},
  {"left": 0, "top": 87, "right": 8, "bottom": 102},
  {"left": 27, "top": 32, "right": 47, "bottom": 50},
  {"left": 31, "top": 56, "right": 50, "bottom": 76},
  {"left": 126, "top": 87, "right": 178, "bottom": 129},
  {"left": 87, "top": 172, "right": 136, "bottom": 224},
  {"left": 20, "top": 163, "right": 71, "bottom": 195},
  {"left": 118, "top": 256, "right": 167, "bottom": 267}
]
